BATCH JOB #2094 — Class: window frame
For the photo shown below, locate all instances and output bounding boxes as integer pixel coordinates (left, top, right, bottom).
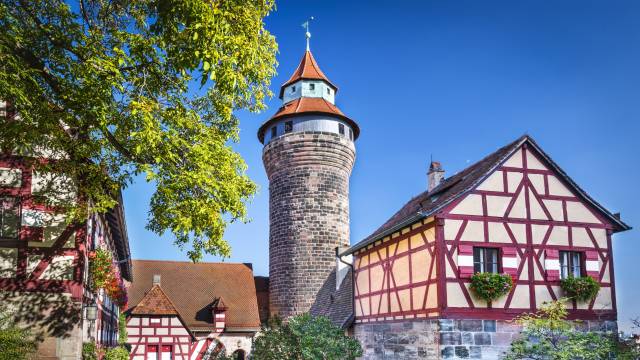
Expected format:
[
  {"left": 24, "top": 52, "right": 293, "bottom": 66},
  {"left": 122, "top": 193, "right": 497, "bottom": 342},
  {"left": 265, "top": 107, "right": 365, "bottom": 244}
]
[
  {"left": 338, "top": 123, "right": 345, "bottom": 136},
  {"left": 559, "top": 250, "right": 583, "bottom": 279},
  {"left": 284, "top": 121, "right": 293, "bottom": 133},
  {"left": 0, "top": 196, "right": 21, "bottom": 241},
  {"left": 473, "top": 247, "right": 500, "bottom": 274}
]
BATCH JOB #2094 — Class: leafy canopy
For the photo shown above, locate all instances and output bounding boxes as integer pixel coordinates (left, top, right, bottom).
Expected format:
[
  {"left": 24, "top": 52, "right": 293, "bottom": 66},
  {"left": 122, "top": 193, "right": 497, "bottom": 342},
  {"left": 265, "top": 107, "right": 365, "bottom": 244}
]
[
  {"left": 505, "top": 299, "right": 615, "bottom": 360},
  {"left": 252, "top": 314, "right": 363, "bottom": 360},
  {"left": 0, "top": 0, "right": 277, "bottom": 261}
]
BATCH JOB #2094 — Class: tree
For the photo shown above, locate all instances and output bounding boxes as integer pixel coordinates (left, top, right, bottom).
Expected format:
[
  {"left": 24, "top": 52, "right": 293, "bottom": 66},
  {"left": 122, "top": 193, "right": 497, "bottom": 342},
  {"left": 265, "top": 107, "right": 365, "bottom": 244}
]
[
  {"left": 505, "top": 299, "right": 615, "bottom": 360},
  {"left": 252, "top": 314, "right": 363, "bottom": 360},
  {"left": 0, "top": 0, "right": 277, "bottom": 261}
]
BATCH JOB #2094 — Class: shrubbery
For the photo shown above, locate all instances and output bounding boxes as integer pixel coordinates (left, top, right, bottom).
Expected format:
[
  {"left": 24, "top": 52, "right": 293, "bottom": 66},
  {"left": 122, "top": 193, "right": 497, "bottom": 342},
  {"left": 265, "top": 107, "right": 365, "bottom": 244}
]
[
  {"left": 104, "top": 346, "right": 129, "bottom": 360},
  {"left": 252, "top": 314, "right": 362, "bottom": 360},
  {"left": 0, "top": 310, "right": 37, "bottom": 360},
  {"left": 82, "top": 342, "right": 99, "bottom": 360}
]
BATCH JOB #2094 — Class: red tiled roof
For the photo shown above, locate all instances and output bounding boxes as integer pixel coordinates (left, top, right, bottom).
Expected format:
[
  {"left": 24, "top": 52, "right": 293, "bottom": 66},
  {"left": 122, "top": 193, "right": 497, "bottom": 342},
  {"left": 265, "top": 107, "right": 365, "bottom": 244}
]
[
  {"left": 127, "top": 260, "right": 261, "bottom": 331},
  {"left": 280, "top": 50, "right": 337, "bottom": 98},
  {"left": 345, "top": 135, "right": 631, "bottom": 255},
  {"left": 131, "top": 284, "right": 180, "bottom": 316},
  {"left": 257, "top": 97, "right": 359, "bottom": 143}
]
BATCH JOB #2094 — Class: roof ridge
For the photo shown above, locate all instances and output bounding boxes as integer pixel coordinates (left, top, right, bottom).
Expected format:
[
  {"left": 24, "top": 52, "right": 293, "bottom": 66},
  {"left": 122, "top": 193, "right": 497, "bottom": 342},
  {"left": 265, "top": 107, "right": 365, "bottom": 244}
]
[{"left": 132, "top": 259, "right": 253, "bottom": 267}]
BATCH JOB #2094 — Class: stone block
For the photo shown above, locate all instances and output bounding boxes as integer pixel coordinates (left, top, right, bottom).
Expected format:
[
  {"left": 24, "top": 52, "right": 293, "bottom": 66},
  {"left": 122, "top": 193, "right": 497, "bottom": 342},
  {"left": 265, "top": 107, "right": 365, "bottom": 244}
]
[
  {"left": 459, "top": 320, "right": 483, "bottom": 332},
  {"left": 455, "top": 346, "right": 470, "bottom": 358},
  {"left": 439, "top": 319, "right": 455, "bottom": 332},
  {"left": 462, "top": 332, "right": 474, "bottom": 345},
  {"left": 469, "top": 346, "right": 482, "bottom": 359},
  {"left": 441, "top": 332, "right": 462, "bottom": 345},
  {"left": 441, "top": 346, "right": 455, "bottom": 358},
  {"left": 492, "top": 332, "right": 513, "bottom": 346},
  {"left": 483, "top": 320, "right": 497, "bottom": 332},
  {"left": 474, "top": 332, "right": 492, "bottom": 346}
]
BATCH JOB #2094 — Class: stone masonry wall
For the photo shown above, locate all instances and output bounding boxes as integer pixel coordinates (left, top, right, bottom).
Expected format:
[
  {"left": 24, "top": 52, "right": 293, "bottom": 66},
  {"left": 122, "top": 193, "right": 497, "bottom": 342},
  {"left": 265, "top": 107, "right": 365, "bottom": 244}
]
[
  {"left": 263, "top": 131, "right": 356, "bottom": 318},
  {"left": 354, "top": 318, "right": 618, "bottom": 359}
]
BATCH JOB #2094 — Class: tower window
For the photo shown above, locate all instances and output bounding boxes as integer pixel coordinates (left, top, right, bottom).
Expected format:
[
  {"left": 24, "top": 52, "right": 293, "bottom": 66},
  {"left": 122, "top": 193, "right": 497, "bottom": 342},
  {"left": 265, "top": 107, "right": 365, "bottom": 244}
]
[
  {"left": 327, "top": 88, "right": 331, "bottom": 95},
  {"left": 473, "top": 247, "right": 499, "bottom": 274},
  {"left": 271, "top": 126, "right": 277, "bottom": 138},
  {"left": 349, "top": 128, "right": 353, "bottom": 140},
  {"left": 338, "top": 123, "right": 345, "bottom": 136},
  {"left": 560, "top": 251, "right": 583, "bottom": 279},
  {"left": 284, "top": 121, "right": 293, "bottom": 133},
  {"left": 291, "top": 86, "right": 296, "bottom": 93},
  {"left": 309, "top": 83, "right": 315, "bottom": 91}
]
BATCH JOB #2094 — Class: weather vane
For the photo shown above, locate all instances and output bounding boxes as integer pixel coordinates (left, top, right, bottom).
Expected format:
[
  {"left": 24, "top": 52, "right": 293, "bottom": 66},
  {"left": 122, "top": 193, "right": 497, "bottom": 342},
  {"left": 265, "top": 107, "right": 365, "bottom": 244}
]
[{"left": 301, "top": 16, "right": 314, "bottom": 51}]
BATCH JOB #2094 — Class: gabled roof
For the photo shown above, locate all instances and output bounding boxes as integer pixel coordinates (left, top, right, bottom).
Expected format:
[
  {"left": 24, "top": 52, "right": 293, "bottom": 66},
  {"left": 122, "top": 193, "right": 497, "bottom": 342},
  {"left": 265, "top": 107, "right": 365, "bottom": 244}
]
[
  {"left": 344, "top": 135, "right": 631, "bottom": 255},
  {"left": 131, "top": 284, "right": 180, "bottom": 316},
  {"left": 279, "top": 50, "right": 337, "bottom": 98},
  {"left": 257, "top": 97, "right": 360, "bottom": 143},
  {"left": 127, "top": 260, "right": 261, "bottom": 332}
]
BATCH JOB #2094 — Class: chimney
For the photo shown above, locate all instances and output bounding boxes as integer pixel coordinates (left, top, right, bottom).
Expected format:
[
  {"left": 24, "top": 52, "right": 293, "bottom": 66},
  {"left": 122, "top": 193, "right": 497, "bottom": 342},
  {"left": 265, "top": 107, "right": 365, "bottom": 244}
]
[
  {"left": 152, "top": 274, "right": 161, "bottom": 286},
  {"left": 428, "top": 161, "right": 445, "bottom": 192}
]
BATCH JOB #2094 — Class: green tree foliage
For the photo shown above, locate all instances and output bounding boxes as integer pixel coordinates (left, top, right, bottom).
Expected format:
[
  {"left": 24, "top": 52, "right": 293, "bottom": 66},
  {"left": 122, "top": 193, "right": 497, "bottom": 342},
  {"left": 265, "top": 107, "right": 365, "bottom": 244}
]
[
  {"left": 252, "top": 314, "right": 363, "bottom": 360},
  {"left": 82, "top": 342, "right": 98, "bottom": 360},
  {"left": 470, "top": 272, "right": 513, "bottom": 303},
  {"left": 104, "top": 346, "right": 129, "bottom": 360},
  {"left": 560, "top": 276, "right": 601, "bottom": 302},
  {"left": 118, "top": 313, "right": 127, "bottom": 345},
  {"left": 505, "top": 299, "right": 615, "bottom": 360},
  {"left": 0, "top": 309, "right": 37, "bottom": 360},
  {"left": 0, "top": 0, "right": 278, "bottom": 261}
]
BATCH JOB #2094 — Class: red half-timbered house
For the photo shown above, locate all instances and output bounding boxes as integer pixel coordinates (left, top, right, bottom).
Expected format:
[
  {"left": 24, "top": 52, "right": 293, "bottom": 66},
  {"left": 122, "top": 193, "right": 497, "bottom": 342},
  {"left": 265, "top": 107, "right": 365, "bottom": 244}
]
[
  {"left": 0, "top": 102, "right": 132, "bottom": 359},
  {"left": 344, "top": 135, "right": 630, "bottom": 359},
  {"left": 126, "top": 260, "right": 263, "bottom": 360}
]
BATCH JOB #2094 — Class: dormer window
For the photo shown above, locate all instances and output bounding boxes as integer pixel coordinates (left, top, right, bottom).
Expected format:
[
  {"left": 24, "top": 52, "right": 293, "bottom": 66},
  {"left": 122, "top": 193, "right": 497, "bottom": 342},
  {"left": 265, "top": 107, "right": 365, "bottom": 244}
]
[
  {"left": 309, "top": 84, "right": 315, "bottom": 91},
  {"left": 284, "top": 121, "right": 293, "bottom": 133},
  {"left": 338, "top": 123, "right": 345, "bottom": 136},
  {"left": 271, "top": 126, "right": 277, "bottom": 139}
]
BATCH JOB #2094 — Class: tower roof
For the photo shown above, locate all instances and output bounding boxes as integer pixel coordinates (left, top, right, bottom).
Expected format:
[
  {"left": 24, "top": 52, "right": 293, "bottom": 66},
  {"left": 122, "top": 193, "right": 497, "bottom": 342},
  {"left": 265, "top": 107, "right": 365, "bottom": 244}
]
[{"left": 279, "top": 50, "right": 338, "bottom": 99}]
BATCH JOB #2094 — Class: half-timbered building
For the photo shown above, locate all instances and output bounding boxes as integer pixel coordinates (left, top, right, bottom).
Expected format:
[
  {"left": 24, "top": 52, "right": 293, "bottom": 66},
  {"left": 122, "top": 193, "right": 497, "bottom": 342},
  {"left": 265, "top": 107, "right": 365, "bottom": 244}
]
[
  {"left": 0, "top": 99, "right": 132, "bottom": 359},
  {"left": 343, "top": 135, "right": 630, "bottom": 359},
  {"left": 126, "top": 260, "right": 263, "bottom": 360}
]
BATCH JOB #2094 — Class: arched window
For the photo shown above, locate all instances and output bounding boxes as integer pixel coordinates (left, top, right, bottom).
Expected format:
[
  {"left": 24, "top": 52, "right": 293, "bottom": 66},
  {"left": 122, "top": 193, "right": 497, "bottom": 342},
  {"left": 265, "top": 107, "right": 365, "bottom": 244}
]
[{"left": 233, "top": 349, "right": 246, "bottom": 360}]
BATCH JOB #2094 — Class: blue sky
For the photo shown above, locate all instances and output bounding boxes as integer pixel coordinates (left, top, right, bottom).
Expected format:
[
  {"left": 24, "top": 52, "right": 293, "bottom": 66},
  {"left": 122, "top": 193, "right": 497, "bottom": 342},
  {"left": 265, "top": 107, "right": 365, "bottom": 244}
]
[{"left": 125, "top": 0, "right": 640, "bottom": 331}]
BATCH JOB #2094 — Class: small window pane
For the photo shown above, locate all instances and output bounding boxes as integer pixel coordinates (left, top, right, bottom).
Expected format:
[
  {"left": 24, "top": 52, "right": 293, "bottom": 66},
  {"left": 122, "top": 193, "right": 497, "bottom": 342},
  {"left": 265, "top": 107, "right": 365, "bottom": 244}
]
[
  {"left": 560, "top": 251, "right": 582, "bottom": 279},
  {"left": 309, "top": 83, "right": 315, "bottom": 90},
  {"left": 338, "top": 123, "right": 345, "bottom": 135},
  {"left": 474, "top": 247, "right": 499, "bottom": 274},
  {"left": 271, "top": 126, "right": 277, "bottom": 138},
  {"left": 0, "top": 197, "right": 20, "bottom": 239},
  {"left": 284, "top": 121, "right": 293, "bottom": 133},
  {"left": 291, "top": 86, "right": 296, "bottom": 93},
  {"left": 327, "top": 88, "right": 330, "bottom": 95},
  {"left": 349, "top": 128, "right": 353, "bottom": 140}
]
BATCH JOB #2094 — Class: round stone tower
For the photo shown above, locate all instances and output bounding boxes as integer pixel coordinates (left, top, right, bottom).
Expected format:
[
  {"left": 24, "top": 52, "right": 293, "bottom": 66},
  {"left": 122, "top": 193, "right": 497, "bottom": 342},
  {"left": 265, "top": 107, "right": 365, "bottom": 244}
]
[{"left": 258, "top": 47, "right": 359, "bottom": 319}]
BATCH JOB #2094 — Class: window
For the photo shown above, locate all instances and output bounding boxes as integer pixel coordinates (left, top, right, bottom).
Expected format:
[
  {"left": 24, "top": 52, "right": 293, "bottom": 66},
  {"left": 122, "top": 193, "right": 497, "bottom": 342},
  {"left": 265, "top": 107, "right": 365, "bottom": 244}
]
[
  {"left": 271, "top": 126, "right": 277, "bottom": 138},
  {"left": 338, "top": 123, "right": 345, "bottom": 135},
  {"left": 473, "top": 247, "right": 499, "bottom": 274},
  {"left": 349, "top": 128, "right": 353, "bottom": 140},
  {"left": 233, "top": 350, "right": 247, "bottom": 360},
  {"left": 327, "top": 88, "right": 331, "bottom": 95},
  {"left": 284, "top": 121, "right": 293, "bottom": 133},
  {"left": 0, "top": 197, "right": 20, "bottom": 240},
  {"left": 291, "top": 86, "right": 296, "bottom": 93},
  {"left": 309, "top": 83, "right": 315, "bottom": 91},
  {"left": 560, "top": 251, "right": 582, "bottom": 279}
]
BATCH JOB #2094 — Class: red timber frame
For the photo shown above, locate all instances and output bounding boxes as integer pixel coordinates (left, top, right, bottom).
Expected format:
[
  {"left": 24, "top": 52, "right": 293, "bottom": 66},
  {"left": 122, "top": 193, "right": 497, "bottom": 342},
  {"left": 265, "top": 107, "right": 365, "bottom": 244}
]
[
  {"left": 353, "top": 142, "right": 620, "bottom": 324},
  {"left": 437, "top": 144, "right": 617, "bottom": 321},
  {"left": 353, "top": 219, "right": 439, "bottom": 323},
  {"left": 0, "top": 155, "right": 86, "bottom": 299}
]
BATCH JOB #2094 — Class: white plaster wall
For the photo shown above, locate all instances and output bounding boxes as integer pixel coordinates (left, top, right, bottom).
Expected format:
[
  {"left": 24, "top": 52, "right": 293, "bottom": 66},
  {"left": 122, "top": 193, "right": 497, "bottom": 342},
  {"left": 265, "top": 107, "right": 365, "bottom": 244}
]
[
  {"left": 218, "top": 334, "right": 254, "bottom": 357},
  {"left": 263, "top": 114, "right": 354, "bottom": 144},
  {"left": 282, "top": 80, "right": 335, "bottom": 104},
  {"left": 0, "top": 168, "right": 21, "bottom": 187}
]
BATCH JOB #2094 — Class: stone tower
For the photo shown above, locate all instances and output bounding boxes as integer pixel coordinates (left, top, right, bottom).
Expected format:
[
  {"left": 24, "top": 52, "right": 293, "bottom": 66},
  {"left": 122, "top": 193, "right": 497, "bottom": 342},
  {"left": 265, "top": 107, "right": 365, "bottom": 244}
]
[{"left": 258, "top": 47, "right": 359, "bottom": 319}]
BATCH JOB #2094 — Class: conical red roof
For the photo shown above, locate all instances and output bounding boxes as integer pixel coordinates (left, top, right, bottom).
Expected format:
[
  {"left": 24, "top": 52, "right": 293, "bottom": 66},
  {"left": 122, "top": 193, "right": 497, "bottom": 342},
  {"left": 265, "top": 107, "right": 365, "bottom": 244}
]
[{"left": 279, "top": 50, "right": 337, "bottom": 98}]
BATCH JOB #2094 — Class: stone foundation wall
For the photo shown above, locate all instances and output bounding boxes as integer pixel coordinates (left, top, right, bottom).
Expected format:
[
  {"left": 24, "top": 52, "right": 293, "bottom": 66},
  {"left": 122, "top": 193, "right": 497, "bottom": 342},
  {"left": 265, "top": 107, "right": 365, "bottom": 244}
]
[{"left": 353, "top": 318, "right": 618, "bottom": 359}]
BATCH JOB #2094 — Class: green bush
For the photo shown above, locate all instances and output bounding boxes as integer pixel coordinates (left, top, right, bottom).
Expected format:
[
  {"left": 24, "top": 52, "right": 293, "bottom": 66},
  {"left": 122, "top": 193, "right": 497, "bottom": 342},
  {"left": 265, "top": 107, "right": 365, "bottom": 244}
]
[
  {"left": 118, "top": 313, "right": 128, "bottom": 345},
  {"left": 104, "top": 346, "right": 129, "bottom": 360},
  {"left": 82, "top": 342, "right": 98, "bottom": 360},
  {"left": 470, "top": 272, "right": 513, "bottom": 303},
  {"left": 0, "top": 310, "right": 37, "bottom": 360},
  {"left": 252, "top": 314, "right": 362, "bottom": 360},
  {"left": 560, "top": 276, "right": 600, "bottom": 302}
]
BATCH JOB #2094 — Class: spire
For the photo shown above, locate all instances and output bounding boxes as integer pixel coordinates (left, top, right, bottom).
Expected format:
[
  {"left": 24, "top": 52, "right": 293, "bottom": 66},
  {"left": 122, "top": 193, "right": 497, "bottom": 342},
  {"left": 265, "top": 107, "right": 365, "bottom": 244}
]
[{"left": 302, "top": 17, "right": 314, "bottom": 51}]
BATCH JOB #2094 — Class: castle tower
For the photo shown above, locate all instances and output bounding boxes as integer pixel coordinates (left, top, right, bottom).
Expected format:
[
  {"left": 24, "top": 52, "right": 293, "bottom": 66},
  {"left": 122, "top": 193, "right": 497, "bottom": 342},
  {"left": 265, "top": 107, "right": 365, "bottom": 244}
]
[{"left": 258, "top": 41, "right": 359, "bottom": 318}]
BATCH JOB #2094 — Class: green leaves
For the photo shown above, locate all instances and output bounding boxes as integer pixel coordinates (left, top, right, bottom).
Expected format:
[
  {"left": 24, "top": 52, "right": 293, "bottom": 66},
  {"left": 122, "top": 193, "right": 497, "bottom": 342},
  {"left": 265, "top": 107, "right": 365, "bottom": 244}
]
[
  {"left": 560, "top": 276, "right": 601, "bottom": 302},
  {"left": 0, "top": 0, "right": 277, "bottom": 261},
  {"left": 469, "top": 272, "right": 513, "bottom": 303},
  {"left": 252, "top": 314, "right": 363, "bottom": 360}
]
